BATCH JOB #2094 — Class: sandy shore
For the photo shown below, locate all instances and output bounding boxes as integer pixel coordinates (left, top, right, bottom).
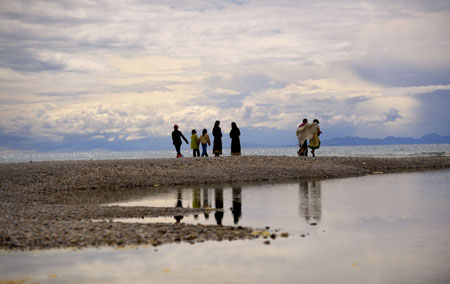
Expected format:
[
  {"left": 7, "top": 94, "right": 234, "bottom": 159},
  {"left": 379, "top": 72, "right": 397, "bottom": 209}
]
[{"left": 1, "top": 155, "right": 449, "bottom": 250}]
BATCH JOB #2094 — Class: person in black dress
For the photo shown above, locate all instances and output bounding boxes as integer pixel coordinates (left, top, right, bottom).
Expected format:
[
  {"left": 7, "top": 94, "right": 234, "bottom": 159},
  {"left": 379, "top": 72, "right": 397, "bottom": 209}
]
[
  {"left": 212, "top": 120, "right": 222, "bottom": 157},
  {"left": 229, "top": 122, "right": 241, "bottom": 156}
]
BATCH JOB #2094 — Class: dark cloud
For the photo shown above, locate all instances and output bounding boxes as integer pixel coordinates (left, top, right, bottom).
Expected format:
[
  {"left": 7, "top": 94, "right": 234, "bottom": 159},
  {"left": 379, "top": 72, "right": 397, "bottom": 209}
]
[
  {"left": 0, "top": 52, "right": 65, "bottom": 72},
  {"left": 415, "top": 90, "right": 450, "bottom": 135},
  {"left": 345, "top": 96, "right": 370, "bottom": 105},
  {"left": 384, "top": 108, "right": 402, "bottom": 122},
  {"left": 351, "top": 61, "right": 450, "bottom": 87}
]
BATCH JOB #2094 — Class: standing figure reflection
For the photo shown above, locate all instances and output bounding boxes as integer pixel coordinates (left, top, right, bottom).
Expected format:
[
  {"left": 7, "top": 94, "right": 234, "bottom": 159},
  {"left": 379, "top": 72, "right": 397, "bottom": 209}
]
[
  {"left": 202, "top": 186, "right": 211, "bottom": 220},
  {"left": 231, "top": 186, "right": 242, "bottom": 224},
  {"left": 214, "top": 187, "right": 224, "bottom": 225},
  {"left": 299, "top": 180, "right": 322, "bottom": 226},
  {"left": 174, "top": 188, "right": 184, "bottom": 223},
  {"left": 192, "top": 187, "right": 201, "bottom": 219}
]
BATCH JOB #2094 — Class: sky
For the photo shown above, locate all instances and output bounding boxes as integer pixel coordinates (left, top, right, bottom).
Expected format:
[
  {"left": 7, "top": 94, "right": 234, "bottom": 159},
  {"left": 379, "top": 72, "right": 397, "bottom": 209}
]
[{"left": 0, "top": 0, "right": 449, "bottom": 151}]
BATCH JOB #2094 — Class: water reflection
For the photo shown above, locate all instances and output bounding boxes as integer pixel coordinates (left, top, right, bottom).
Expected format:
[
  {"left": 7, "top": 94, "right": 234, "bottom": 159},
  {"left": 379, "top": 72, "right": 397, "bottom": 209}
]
[
  {"left": 299, "top": 180, "right": 322, "bottom": 226},
  {"left": 231, "top": 186, "right": 242, "bottom": 224},
  {"left": 214, "top": 187, "right": 224, "bottom": 225},
  {"left": 124, "top": 181, "right": 323, "bottom": 228},
  {"left": 4, "top": 170, "right": 450, "bottom": 284},
  {"left": 174, "top": 188, "right": 184, "bottom": 223}
]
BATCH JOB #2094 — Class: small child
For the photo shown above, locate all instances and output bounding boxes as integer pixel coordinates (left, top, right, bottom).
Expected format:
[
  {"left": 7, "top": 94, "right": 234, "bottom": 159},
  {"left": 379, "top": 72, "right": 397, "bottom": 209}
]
[
  {"left": 191, "top": 129, "right": 200, "bottom": 157},
  {"left": 199, "top": 128, "right": 211, "bottom": 157}
]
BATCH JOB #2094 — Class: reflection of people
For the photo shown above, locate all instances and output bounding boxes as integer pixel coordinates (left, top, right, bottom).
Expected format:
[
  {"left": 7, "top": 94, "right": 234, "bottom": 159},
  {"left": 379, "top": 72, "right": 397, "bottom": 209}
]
[
  {"left": 231, "top": 186, "right": 242, "bottom": 224},
  {"left": 296, "top": 119, "right": 320, "bottom": 157},
  {"left": 202, "top": 186, "right": 211, "bottom": 220},
  {"left": 191, "top": 129, "right": 200, "bottom": 157},
  {"left": 174, "top": 189, "right": 184, "bottom": 223},
  {"left": 199, "top": 129, "right": 211, "bottom": 157},
  {"left": 299, "top": 180, "right": 322, "bottom": 226},
  {"left": 212, "top": 121, "right": 223, "bottom": 157},
  {"left": 308, "top": 119, "right": 322, "bottom": 157},
  {"left": 296, "top": 118, "right": 308, "bottom": 156},
  {"left": 214, "top": 187, "right": 224, "bottom": 225},
  {"left": 229, "top": 122, "right": 241, "bottom": 156},
  {"left": 192, "top": 187, "right": 201, "bottom": 209},
  {"left": 172, "top": 124, "right": 189, "bottom": 158}
]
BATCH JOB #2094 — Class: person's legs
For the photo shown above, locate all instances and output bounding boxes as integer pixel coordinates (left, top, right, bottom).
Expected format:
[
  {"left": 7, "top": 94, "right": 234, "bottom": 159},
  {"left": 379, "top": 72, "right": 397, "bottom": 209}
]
[
  {"left": 201, "top": 144, "right": 207, "bottom": 157},
  {"left": 175, "top": 144, "right": 182, "bottom": 157},
  {"left": 194, "top": 149, "right": 200, "bottom": 157},
  {"left": 301, "top": 140, "right": 308, "bottom": 156}
]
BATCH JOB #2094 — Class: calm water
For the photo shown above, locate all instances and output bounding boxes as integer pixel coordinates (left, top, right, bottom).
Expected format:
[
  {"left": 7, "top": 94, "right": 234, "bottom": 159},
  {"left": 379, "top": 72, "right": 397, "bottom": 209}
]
[
  {"left": 1, "top": 170, "right": 449, "bottom": 284},
  {"left": 1, "top": 144, "right": 449, "bottom": 163}
]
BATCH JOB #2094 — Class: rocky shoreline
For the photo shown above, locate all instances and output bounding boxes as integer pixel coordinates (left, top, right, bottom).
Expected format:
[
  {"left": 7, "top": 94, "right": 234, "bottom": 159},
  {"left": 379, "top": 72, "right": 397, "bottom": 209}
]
[{"left": 1, "top": 156, "right": 449, "bottom": 250}]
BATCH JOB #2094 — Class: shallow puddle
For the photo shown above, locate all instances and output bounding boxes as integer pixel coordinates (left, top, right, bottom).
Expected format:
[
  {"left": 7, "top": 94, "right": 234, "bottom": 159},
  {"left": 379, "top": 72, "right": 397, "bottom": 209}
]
[
  {"left": 104, "top": 181, "right": 323, "bottom": 234},
  {"left": 1, "top": 170, "right": 450, "bottom": 284}
]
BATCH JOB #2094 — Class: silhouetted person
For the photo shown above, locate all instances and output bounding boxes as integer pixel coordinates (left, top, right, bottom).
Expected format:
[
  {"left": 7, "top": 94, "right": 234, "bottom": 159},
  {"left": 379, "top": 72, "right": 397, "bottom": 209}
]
[
  {"left": 172, "top": 124, "right": 189, "bottom": 158},
  {"left": 229, "top": 122, "right": 241, "bottom": 156},
  {"left": 212, "top": 120, "right": 223, "bottom": 157}
]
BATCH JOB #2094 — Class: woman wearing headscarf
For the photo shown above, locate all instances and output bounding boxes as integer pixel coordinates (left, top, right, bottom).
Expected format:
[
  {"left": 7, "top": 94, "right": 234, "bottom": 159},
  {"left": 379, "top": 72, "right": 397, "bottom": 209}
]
[
  {"left": 212, "top": 120, "right": 223, "bottom": 156},
  {"left": 229, "top": 122, "right": 241, "bottom": 156}
]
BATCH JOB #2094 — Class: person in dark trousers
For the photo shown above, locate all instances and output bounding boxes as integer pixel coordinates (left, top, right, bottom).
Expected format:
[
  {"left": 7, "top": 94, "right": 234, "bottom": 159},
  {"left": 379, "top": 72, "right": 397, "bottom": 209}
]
[
  {"left": 297, "top": 118, "right": 309, "bottom": 156},
  {"left": 191, "top": 129, "right": 200, "bottom": 157},
  {"left": 212, "top": 120, "right": 223, "bottom": 157},
  {"left": 172, "top": 124, "right": 188, "bottom": 158},
  {"left": 229, "top": 122, "right": 241, "bottom": 156}
]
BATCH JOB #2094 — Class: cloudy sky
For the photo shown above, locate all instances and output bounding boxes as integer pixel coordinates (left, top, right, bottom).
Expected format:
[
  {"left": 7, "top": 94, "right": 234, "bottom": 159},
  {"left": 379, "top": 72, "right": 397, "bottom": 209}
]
[{"left": 1, "top": 0, "right": 449, "bottom": 151}]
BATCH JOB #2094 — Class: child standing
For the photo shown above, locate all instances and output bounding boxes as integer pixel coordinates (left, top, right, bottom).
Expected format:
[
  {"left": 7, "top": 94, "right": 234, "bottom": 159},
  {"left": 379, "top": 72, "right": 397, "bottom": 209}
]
[
  {"left": 191, "top": 129, "right": 200, "bottom": 157},
  {"left": 199, "top": 128, "right": 211, "bottom": 157}
]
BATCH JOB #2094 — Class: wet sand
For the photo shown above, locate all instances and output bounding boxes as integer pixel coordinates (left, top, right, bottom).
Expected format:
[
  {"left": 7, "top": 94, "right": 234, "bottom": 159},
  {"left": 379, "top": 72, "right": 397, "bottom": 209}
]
[{"left": 1, "top": 156, "right": 449, "bottom": 250}]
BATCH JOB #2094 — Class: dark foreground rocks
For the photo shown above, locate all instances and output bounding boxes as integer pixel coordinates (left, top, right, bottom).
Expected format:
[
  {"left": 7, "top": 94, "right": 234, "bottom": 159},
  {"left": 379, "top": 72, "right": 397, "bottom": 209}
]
[{"left": 1, "top": 156, "right": 449, "bottom": 250}]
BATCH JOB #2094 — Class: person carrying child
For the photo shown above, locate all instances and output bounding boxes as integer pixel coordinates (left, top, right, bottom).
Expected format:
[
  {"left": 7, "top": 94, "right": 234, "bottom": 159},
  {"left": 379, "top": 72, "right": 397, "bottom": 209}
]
[
  {"left": 191, "top": 129, "right": 200, "bottom": 157},
  {"left": 199, "top": 128, "right": 211, "bottom": 157}
]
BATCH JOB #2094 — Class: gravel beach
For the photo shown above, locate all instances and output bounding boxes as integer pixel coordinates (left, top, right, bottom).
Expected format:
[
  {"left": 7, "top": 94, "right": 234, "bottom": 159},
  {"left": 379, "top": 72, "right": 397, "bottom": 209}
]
[{"left": 1, "top": 155, "right": 449, "bottom": 250}]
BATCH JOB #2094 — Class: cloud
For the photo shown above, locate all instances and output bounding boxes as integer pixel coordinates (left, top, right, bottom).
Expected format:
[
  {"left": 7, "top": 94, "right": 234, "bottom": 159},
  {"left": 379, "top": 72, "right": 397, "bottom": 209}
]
[
  {"left": 0, "top": 0, "right": 449, "bottom": 151},
  {"left": 384, "top": 108, "right": 402, "bottom": 122}
]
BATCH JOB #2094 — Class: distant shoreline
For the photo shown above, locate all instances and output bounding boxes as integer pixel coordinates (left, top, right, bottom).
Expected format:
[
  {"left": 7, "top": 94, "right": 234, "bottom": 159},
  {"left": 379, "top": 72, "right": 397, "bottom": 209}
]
[{"left": 1, "top": 156, "right": 450, "bottom": 250}]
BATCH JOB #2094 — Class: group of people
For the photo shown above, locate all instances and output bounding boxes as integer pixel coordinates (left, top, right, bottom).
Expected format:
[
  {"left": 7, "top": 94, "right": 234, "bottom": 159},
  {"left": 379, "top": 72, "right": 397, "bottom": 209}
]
[
  {"left": 171, "top": 120, "right": 241, "bottom": 158},
  {"left": 296, "top": 118, "right": 322, "bottom": 157}
]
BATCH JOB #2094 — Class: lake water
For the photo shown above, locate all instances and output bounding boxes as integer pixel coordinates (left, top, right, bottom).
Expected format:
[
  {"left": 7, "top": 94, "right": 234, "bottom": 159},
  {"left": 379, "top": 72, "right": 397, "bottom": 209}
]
[
  {"left": 1, "top": 143, "right": 449, "bottom": 163},
  {"left": 1, "top": 169, "right": 449, "bottom": 284}
]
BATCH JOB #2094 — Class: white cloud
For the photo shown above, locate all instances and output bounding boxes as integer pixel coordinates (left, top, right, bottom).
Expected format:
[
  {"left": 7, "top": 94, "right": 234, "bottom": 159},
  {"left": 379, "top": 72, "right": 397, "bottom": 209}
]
[{"left": 0, "top": 0, "right": 449, "bottom": 149}]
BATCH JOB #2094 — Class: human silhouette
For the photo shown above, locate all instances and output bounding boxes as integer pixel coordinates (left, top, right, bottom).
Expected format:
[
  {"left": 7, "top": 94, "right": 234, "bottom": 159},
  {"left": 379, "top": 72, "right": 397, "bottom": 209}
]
[
  {"left": 212, "top": 121, "right": 223, "bottom": 157},
  {"left": 229, "top": 122, "right": 241, "bottom": 156},
  {"left": 172, "top": 124, "right": 189, "bottom": 158}
]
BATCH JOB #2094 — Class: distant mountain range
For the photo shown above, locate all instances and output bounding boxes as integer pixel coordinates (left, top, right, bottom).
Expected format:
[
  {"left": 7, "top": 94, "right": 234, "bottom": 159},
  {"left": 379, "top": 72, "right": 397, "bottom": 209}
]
[{"left": 323, "top": 133, "right": 450, "bottom": 146}]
